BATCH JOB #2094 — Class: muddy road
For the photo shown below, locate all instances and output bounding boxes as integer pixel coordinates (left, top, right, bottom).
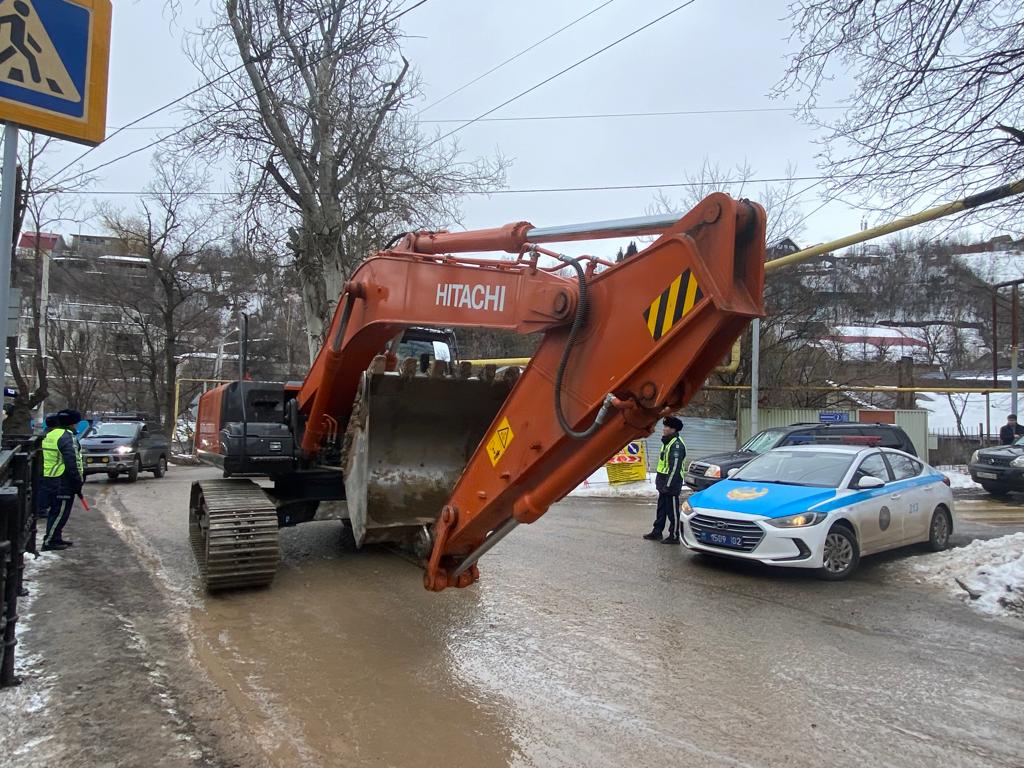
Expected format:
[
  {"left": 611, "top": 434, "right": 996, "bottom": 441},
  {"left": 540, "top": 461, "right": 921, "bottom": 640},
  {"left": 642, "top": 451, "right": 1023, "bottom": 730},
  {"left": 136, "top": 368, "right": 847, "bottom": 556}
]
[{"left": 38, "top": 467, "right": 1024, "bottom": 766}]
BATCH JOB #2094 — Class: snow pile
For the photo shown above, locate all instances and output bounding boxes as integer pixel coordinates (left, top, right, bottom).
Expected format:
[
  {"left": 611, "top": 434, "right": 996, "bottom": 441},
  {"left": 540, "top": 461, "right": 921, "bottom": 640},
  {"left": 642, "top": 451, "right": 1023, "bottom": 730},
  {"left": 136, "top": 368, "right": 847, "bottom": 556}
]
[
  {"left": 907, "top": 533, "right": 1024, "bottom": 618},
  {"left": 568, "top": 468, "right": 698, "bottom": 499},
  {"left": 569, "top": 468, "right": 658, "bottom": 499},
  {"left": 939, "top": 467, "right": 981, "bottom": 491},
  {"left": 570, "top": 479, "right": 659, "bottom": 499}
]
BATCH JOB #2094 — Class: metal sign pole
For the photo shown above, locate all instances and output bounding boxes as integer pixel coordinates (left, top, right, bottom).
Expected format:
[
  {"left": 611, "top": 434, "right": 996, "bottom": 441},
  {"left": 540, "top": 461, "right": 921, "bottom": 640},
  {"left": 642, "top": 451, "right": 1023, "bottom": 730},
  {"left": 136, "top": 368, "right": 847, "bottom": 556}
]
[
  {"left": 750, "top": 317, "right": 760, "bottom": 439},
  {"left": 0, "top": 123, "right": 20, "bottom": 442}
]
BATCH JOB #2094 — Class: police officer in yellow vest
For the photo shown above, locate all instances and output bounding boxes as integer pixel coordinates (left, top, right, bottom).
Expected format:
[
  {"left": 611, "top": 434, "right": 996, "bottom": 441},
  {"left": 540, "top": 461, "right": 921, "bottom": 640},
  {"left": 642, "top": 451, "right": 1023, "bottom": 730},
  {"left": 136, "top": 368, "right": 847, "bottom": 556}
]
[
  {"left": 39, "top": 410, "right": 83, "bottom": 551},
  {"left": 644, "top": 416, "right": 686, "bottom": 544}
]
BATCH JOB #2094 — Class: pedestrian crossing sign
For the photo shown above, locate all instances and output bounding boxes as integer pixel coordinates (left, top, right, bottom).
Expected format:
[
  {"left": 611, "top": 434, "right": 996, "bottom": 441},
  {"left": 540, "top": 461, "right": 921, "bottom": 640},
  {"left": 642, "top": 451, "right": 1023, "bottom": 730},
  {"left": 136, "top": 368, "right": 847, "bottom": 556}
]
[{"left": 0, "top": 0, "right": 110, "bottom": 146}]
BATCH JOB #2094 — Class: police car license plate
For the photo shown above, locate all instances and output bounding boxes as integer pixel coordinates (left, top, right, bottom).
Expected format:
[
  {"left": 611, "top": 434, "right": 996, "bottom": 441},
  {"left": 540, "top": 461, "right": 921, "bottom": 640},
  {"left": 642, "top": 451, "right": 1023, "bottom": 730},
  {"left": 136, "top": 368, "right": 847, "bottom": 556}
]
[
  {"left": 976, "top": 471, "right": 998, "bottom": 480},
  {"left": 696, "top": 530, "right": 744, "bottom": 548}
]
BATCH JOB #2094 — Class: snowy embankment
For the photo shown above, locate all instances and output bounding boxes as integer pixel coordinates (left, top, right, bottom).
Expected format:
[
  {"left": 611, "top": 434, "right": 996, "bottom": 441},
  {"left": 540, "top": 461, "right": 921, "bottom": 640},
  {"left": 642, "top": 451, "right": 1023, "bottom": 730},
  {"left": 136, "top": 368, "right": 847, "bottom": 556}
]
[{"left": 904, "top": 533, "right": 1024, "bottom": 619}]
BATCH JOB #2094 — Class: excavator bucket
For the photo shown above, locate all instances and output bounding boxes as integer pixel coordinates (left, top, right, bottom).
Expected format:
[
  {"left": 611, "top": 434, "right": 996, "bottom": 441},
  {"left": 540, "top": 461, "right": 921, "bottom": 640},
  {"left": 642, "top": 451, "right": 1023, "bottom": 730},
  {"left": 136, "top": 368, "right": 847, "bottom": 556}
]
[{"left": 342, "top": 368, "right": 515, "bottom": 548}]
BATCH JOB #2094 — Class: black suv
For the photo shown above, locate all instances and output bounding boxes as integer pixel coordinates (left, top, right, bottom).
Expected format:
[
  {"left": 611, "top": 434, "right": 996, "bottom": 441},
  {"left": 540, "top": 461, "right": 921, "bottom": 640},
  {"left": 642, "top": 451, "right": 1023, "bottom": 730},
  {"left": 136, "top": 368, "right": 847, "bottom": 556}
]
[
  {"left": 81, "top": 417, "right": 170, "bottom": 482},
  {"left": 968, "top": 439, "right": 1024, "bottom": 496},
  {"left": 684, "top": 422, "right": 918, "bottom": 490}
]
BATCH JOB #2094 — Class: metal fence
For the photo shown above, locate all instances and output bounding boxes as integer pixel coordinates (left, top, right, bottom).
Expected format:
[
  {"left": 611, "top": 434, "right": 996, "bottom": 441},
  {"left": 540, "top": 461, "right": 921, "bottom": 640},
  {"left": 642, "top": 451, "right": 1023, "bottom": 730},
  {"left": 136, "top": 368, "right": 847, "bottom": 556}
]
[
  {"left": 927, "top": 426, "right": 994, "bottom": 465},
  {"left": 0, "top": 436, "right": 39, "bottom": 687}
]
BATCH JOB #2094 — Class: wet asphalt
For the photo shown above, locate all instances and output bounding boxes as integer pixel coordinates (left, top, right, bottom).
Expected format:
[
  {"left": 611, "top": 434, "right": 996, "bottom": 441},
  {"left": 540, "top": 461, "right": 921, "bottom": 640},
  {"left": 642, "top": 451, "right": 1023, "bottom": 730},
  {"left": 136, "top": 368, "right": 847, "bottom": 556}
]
[{"left": 87, "top": 466, "right": 1024, "bottom": 768}]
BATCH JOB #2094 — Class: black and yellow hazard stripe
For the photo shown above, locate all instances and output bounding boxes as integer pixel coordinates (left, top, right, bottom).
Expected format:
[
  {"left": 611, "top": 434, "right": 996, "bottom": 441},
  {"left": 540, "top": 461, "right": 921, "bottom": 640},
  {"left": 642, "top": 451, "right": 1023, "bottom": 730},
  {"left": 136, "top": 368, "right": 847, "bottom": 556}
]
[{"left": 642, "top": 268, "right": 703, "bottom": 341}]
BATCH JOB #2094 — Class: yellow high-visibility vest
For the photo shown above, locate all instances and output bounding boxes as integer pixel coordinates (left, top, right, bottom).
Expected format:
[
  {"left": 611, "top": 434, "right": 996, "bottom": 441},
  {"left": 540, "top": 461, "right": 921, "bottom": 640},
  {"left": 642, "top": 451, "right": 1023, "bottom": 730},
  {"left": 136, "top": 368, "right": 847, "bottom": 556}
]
[
  {"left": 41, "top": 428, "right": 67, "bottom": 478},
  {"left": 656, "top": 435, "right": 684, "bottom": 474}
]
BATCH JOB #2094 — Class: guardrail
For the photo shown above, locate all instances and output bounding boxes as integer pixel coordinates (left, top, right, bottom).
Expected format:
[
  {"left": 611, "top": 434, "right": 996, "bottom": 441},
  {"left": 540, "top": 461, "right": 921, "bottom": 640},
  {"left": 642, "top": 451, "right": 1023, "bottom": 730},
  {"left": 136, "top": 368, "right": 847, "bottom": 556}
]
[{"left": 0, "top": 436, "right": 40, "bottom": 688}]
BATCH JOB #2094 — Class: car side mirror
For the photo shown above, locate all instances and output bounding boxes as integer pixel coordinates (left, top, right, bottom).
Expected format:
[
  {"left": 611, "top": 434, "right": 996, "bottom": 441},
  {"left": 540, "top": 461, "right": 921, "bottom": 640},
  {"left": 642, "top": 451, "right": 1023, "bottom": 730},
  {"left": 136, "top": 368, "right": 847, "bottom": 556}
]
[
  {"left": 856, "top": 476, "right": 885, "bottom": 489},
  {"left": 726, "top": 468, "right": 740, "bottom": 478}
]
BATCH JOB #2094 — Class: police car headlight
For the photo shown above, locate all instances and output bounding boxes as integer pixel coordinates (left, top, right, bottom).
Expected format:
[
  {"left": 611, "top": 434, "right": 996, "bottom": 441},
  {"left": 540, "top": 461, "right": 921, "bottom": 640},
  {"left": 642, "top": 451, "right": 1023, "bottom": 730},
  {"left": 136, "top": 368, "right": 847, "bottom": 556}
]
[
  {"left": 766, "top": 512, "right": 827, "bottom": 528},
  {"left": 704, "top": 464, "right": 721, "bottom": 478},
  {"left": 970, "top": 450, "right": 980, "bottom": 465},
  {"left": 1011, "top": 456, "right": 1024, "bottom": 468},
  {"left": 681, "top": 500, "right": 693, "bottom": 516},
  {"left": 115, "top": 445, "right": 133, "bottom": 455}
]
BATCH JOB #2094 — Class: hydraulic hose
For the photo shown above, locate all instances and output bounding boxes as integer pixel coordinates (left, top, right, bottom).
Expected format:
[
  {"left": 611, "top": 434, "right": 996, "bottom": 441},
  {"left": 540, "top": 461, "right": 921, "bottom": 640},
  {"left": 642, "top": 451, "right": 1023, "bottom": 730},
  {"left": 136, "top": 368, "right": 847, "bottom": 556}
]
[{"left": 554, "top": 255, "right": 614, "bottom": 440}]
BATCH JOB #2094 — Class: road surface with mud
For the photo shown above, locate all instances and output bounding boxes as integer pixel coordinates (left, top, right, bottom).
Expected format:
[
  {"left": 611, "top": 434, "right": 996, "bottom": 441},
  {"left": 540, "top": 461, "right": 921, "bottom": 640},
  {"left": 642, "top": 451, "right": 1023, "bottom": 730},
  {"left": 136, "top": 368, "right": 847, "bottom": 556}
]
[{"left": 6, "top": 466, "right": 1023, "bottom": 767}]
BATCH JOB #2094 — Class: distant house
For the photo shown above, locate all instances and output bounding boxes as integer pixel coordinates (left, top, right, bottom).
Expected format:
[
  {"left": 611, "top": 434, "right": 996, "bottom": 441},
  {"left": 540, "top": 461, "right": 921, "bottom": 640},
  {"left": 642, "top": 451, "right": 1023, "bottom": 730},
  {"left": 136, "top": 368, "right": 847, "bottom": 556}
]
[
  {"left": 18, "top": 232, "right": 65, "bottom": 253},
  {"left": 768, "top": 237, "right": 801, "bottom": 257},
  {"left": 822, "top": 325, "right": 930, "bottom": 362}
]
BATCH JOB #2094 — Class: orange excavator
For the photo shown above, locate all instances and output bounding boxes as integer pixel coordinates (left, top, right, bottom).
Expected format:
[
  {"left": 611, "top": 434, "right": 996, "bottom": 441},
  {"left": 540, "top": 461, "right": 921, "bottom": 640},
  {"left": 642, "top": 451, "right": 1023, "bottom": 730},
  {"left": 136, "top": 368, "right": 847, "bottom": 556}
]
[{"left": 188, "top": 193, "right": 766, "bottom": 592}]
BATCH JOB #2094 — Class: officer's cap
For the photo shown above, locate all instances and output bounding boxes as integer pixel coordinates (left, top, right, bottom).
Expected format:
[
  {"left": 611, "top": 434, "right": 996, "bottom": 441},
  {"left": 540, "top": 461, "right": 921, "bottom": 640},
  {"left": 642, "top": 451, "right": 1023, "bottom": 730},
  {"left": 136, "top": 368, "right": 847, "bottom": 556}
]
[{"left": 56, "top": 409, "right": 82, "bottom": 427}]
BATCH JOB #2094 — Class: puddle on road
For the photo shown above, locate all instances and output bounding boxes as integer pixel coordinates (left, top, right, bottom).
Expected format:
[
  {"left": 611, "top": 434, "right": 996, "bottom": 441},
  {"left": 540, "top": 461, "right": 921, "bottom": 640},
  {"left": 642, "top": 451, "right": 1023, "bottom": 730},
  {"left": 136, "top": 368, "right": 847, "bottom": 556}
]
[
  {"left": 191, "top": 538, "right": 526, "bottom": 767},
  {"left": 186, "top": 519, "right": 775, "bottom": 768}
]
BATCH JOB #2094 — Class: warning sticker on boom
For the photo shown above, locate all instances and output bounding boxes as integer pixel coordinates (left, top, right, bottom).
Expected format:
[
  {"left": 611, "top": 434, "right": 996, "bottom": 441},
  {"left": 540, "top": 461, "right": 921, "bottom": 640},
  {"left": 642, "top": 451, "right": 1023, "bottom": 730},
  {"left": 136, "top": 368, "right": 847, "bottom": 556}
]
[
  {"left": 485, "top": 416, "right": 514, "bottom": 466},
  {"left": 643, "top": 268, "right": 703, "bottom": 341}
]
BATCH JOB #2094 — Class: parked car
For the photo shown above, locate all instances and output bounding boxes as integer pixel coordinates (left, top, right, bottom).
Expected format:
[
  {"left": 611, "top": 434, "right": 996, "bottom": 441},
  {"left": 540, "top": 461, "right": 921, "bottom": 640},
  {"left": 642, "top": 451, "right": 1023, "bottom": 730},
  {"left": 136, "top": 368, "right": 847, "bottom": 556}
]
[
  {"left": 684, "top": 422, "right": 918, "bottom": 491},
  {"left": 681, "top": 444, "right": 954, "bottom": 580},
  {"left": 968, "top": 438, "right": 1024, "bottom": 496},
  {"left": 81, "top": 419, "right": 170, "bottom": 482}
]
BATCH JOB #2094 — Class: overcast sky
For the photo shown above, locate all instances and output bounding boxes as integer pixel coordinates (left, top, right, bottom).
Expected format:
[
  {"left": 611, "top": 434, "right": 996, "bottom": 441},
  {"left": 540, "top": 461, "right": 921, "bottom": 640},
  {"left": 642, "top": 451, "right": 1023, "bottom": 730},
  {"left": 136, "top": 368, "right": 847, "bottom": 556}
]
[{"left": 28, "top": 0, "right": 955, "bottom": 252}]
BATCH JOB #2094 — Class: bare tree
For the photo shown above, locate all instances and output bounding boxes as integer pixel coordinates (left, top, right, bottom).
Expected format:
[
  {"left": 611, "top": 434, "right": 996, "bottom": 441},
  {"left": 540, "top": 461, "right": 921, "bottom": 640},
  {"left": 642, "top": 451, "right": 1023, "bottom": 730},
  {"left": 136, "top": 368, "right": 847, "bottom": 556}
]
[
  {"left": 649, "top": 159, "right": 809, "bottom": 247},
  {"left": 182, "top": 0, "right": 505, "bottom": 358},
  {"left": 775, "top": 0, "right": 1024, "bottom": 223},
  {"left": 96, "top": 155, "right": 235, "bottom": 427},
  {"left": 46, "top": 318, "right": 111, "bottom": 413}
]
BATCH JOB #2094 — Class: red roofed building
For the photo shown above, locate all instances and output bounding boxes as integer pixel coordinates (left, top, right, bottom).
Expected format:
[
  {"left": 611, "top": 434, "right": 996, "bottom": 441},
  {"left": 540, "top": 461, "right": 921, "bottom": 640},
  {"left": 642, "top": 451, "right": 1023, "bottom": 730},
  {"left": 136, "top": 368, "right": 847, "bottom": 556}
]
[{"left": 17, "top": 232, "right": 66, "bottom": 253}]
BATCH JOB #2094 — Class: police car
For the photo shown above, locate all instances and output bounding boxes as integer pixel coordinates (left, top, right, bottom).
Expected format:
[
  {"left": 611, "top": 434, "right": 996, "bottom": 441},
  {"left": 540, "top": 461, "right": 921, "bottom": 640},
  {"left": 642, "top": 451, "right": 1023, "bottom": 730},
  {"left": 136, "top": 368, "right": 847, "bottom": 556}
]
[{"left": 681, "top": 444, "right": 954, "bottom": 579}]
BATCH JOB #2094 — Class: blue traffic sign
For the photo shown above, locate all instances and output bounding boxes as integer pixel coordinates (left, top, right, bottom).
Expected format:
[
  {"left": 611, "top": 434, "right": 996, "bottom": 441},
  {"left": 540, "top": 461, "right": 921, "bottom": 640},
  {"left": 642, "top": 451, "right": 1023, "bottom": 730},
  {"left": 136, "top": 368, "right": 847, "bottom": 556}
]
[
  {"left": 0, "top": 0, "right": 110, "bottom": 145},
  {"left": 819, "top": 412, "right": 850, "bottom": 423}
]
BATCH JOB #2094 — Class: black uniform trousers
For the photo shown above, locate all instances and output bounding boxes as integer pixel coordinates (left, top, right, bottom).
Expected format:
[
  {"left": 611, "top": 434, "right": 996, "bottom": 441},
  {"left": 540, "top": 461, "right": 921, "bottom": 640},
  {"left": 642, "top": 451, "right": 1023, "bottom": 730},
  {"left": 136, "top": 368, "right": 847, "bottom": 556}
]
[
  {"left": 651, "top": 491, "right": 680, "bottom": 539},
  {"left": 39, "top": 476, "right": 73, "bottom": 546}
]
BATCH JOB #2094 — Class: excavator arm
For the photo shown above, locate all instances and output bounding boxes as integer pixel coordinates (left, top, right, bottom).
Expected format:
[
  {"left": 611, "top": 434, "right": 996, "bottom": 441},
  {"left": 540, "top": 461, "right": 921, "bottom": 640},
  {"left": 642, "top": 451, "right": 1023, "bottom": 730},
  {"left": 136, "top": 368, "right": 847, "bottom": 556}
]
[{"left": 296, "top": 193, "right": 766, "bottom": 591}]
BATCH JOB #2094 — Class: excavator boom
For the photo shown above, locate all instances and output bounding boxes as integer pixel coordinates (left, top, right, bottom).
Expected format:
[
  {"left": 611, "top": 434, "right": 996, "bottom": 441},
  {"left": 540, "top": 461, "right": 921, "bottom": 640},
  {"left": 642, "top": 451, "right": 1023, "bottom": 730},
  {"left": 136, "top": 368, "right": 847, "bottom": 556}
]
[{"left": 295, "top": 193, "right": 766, "bottom": 591}]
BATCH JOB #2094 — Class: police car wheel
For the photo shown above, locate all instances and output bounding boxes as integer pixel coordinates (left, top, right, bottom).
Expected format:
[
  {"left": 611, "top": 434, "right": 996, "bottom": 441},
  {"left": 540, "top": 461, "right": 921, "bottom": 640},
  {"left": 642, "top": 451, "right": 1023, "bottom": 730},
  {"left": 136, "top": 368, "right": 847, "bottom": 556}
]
[
  {"left": 153, "top": 456, "right": 167, "bottom": 478},
  {"left": 817, "top": 524, "right": 860, "bottom": 581},
  {"left": 926, "top": 507, "right": 952, "bottom": 552},
  {"left": 128, "top": 457, "right": 141, "bottom": 483}
]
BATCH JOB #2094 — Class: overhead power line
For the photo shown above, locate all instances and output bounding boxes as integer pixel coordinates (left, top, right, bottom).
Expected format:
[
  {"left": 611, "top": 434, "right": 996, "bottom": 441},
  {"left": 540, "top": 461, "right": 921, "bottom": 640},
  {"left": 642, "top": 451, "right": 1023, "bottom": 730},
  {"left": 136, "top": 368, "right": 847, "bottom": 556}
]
[
  {"left": 46, "top": 174, "right": 846, "bottom": 197},
  {"left": 433, "top": 0, "right": 701, "bottom": 144},
  {"left": 44, "top": 0, "right": 433, "bottom": 187},
  {"left": 416, "top": 0, "right": 618, "bottom": 115},
  {"left": 107, "top": 105, "right": 846, "bottom": 132}
]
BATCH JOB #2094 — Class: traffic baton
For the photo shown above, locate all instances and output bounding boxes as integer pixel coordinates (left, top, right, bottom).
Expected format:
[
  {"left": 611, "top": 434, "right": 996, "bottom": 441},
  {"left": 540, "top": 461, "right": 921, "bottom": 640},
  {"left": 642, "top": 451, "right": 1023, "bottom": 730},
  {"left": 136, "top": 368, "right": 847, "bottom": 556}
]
[{"left": 77, "top": 493, "right": 91, "bottom": 512}]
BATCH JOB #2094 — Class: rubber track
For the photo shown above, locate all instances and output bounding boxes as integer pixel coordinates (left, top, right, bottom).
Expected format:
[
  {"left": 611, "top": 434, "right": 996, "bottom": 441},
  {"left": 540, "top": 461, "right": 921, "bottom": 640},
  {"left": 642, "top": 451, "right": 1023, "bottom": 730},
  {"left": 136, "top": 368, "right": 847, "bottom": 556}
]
[{"left": 192, "top": 479, "right": 280, "bottom": 592}]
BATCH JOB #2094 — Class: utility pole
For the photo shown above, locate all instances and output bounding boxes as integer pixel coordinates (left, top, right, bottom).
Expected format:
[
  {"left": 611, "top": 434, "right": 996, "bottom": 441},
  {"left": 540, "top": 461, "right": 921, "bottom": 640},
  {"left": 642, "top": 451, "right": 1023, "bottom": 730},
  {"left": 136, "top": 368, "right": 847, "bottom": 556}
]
[
  {"left": 1013, "top": 284, "right": 1019, "bottom": 416},
  {"left": 750, "top": 318, "right": 760, "bottom": 439},
  {"left": 35, "top": 246, "right": 49, "bottom": 423},
  {"left": 0, "top": 124, "right": 20, "bottom": 442}
]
